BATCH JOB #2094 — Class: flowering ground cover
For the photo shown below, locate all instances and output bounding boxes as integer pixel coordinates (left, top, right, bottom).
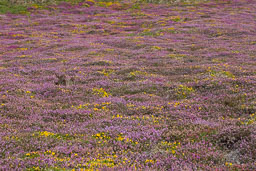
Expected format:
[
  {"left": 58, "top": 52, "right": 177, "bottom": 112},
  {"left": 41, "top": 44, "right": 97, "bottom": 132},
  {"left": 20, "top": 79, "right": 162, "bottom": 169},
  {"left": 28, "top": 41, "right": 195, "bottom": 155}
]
[{"left": 0, "top": 0, "right": 256, "bottom": 170}]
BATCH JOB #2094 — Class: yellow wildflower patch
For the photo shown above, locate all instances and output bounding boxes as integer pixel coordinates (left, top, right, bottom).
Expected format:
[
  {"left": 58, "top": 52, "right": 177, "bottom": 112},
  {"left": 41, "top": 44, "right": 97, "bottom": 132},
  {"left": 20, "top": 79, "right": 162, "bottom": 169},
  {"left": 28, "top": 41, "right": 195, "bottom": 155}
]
[
  {"left": 175, "top": 84, "right": 194, "bottom": 98},
  {"left": 92, "top": 88, "right": 111, "bottom": 97},
  {"left": 39, "top": 131, "right": 55, "bottom": 137},
  {"left": 18, "top": 55, "right": 32, "bottom": 58},
  {"left": 151, "top": 46, "right": 162, "bottom": 50},
  {"left": 98, "top": 69, "right": 114, "bottom": 77}
]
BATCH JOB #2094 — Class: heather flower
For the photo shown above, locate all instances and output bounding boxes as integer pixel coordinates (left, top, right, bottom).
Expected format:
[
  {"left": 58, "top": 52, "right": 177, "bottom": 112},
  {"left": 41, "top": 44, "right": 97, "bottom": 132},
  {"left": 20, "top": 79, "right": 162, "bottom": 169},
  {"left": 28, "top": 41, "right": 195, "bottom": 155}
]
[{"left": 0, "top": 0, "right": 255, "bottom": 169}]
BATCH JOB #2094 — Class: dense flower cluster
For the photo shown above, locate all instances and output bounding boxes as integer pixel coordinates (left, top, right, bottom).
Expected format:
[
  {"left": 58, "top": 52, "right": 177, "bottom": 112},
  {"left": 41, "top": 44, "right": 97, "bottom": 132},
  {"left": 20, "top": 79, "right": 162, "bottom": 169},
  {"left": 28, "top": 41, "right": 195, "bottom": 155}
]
[{"left": 0, "top": 0, "right": 255, "bottom": 170}]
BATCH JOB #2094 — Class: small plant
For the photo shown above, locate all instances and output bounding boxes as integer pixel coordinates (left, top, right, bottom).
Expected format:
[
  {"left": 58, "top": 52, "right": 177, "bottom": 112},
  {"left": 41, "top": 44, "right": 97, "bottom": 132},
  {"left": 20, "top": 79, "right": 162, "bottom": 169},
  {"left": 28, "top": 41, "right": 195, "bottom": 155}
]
[
  {"left": 214, "top": 126, "right": 251, "bottom": 150},
  {"left": 92, "top": 88, "right": 111, "bottom": 97},
  {"left": 175, "top": 84, "right": 194, "bottom": 99}
]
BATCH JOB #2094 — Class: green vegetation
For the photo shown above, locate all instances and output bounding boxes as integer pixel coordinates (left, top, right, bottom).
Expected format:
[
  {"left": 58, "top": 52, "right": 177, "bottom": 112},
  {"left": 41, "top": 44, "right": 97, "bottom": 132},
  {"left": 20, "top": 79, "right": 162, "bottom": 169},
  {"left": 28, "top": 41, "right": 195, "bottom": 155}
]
[
  {"left": 0, "top": 0, "right": 28, "bottom": 14},
  {"left": 0, "top": 0, "right": 212, "bottom": 14},
  {"left": 0, "top": 0, "right": 85, "bottom": 14}
]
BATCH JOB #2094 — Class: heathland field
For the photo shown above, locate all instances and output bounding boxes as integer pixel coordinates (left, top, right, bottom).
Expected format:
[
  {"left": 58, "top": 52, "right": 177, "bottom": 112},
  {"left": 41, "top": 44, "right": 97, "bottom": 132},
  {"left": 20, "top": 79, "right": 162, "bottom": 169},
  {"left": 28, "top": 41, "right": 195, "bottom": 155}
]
[{"left": 0, "top": 0, "right": 255, "bottom": 170}]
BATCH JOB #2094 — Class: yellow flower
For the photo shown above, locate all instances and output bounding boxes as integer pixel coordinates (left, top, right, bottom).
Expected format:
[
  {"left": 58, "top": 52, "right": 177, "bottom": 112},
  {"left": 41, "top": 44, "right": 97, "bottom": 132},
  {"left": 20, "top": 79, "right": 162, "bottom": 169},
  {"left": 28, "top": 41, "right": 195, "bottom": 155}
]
[
  {"left": 152, "top": 46, "right": 162, "bottom": 50},
  {"left": 225, "top": 162, "right": 232, "bottom": 166},
  {"left": 117, "top": 135, "right": 125, "bottom": 141},
  {"left": 92, "top": 88, "right": 110, "bottom": 97},
  {"left": 145, "top": 159, "right": 154, "bottom": 163},
  {"left": 40, "top": 131, "right": 55, "bottom": 137}
]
